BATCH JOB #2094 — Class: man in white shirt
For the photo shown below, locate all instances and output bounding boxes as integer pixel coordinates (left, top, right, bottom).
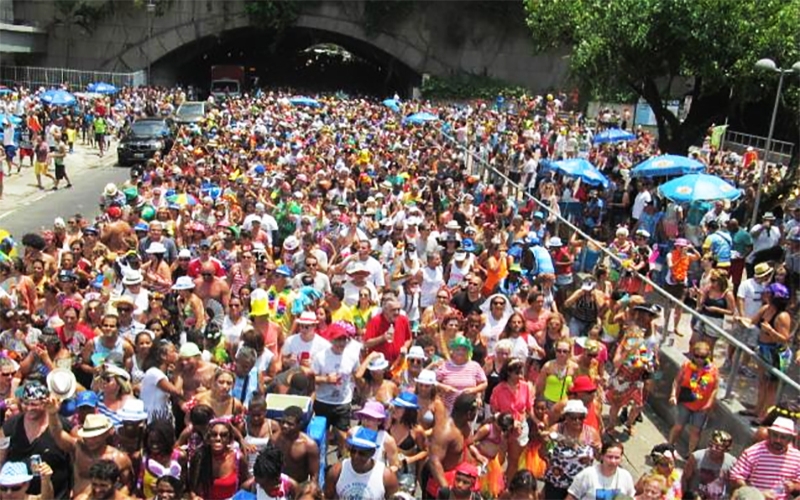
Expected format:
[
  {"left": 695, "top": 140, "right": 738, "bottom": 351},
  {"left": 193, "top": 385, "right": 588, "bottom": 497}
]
[
  {"left": 732, "top": 263, "right": 773, "bottom": 376},
  {"left": 281, "top": 312, "right": 331, "bottom": 369},
  {"left": 631, "top": 180, "right": 653, "bottom": 222},
  {"left": 747, "top": 212, "right": 782, "bottom": 275},
  {"left": 566, "top": 440, "right": 635, "bottom": 500}
]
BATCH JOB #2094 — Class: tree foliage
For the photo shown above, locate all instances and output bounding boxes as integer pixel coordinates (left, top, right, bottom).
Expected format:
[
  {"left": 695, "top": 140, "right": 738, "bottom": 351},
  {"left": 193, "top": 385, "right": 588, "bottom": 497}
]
[
  {"left": 524, "top": 0, "right": 800, "bottom": 153},
  {"left": 244, "top": 0, "right": 303, "bottom": 34},
  {"left": 53, "top": 0, "right": 113, "bottom": 33}
]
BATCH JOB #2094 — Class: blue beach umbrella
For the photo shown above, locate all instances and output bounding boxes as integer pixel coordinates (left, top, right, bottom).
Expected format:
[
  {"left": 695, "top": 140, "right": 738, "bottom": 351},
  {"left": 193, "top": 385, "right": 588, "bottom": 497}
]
[
  {"left": 0, "top": 114, "right": 22, "bottom": 125},
  {"left": 658, "top": 174, "right": 741, "bottom": 203},
  {"left": 593, "top": 128, "right": 636, "bottom": 144},
  {"left": 402, "top": 112, "right": 439, "bottom": 125},
  {"left": 88, "top": 82, "right": 118, "bottom": 94},
  {"left": 39, "top": 89, "right": 77, "bottom": 106},
  {"left": 382, "top": 98, "right": 401, "bottom": 112},
  {"left": 288, "top": 96, "right": 321, "bottom": 108},
  {"left": 632, "top": 154, "right": 706, "bottom": 178},
  {"left": 550, "top": 158, "right": 609, "bottom": 188}
]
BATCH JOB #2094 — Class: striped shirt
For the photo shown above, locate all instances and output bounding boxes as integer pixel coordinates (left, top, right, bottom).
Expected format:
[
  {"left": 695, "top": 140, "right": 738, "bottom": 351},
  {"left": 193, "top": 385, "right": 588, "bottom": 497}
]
[
  {"left": 436, "top": 360, "right": 487, "bottom": 412},
  {"left": 729, "top": 441, "right": 800, "bottom": 499}
]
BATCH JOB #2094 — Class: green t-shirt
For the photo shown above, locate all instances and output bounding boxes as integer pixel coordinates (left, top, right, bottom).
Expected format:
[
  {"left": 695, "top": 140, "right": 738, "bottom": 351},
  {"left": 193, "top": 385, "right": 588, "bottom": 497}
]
[
  {"left": 732, "top": 228, "right": 753, "bottom": 255},
  {"left": 93, "top": 118, "right": 107, "bottom": 134}
]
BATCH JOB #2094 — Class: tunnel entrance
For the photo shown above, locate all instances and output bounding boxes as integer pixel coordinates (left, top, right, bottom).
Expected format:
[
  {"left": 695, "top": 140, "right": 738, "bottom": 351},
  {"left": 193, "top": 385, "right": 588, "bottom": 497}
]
[{"left": 151, "top": 26, "right": 420, "bottom": 98}]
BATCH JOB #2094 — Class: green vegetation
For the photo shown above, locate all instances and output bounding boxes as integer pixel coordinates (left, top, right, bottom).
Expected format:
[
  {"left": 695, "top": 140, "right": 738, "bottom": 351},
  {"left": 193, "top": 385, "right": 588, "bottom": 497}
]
[
  {"left": 362, "top": 0, "right": 414, "bottom": 35},
  {"left": 53, "top": 0, "right": 113, "bottom": 33},
  {"left": 244, "top": 0, "right": 303, "bottom": 34},
  {"left": 421, "top": 74, "right": 529, "bottom": 101},
  {"left": 524, "top": 0, "right": 800, "bottom": 154}
]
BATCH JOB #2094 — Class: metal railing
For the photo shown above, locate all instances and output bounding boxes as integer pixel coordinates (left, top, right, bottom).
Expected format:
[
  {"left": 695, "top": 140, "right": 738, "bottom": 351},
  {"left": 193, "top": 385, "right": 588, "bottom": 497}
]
[
  {"left": 722, "top": 129, "right": 795, "bottom": 167},
  {"left": 0, "top": 65, "right": 146, "bottom": 91},
  {"left": 436, "top": 125, "right": 800, "bottom": 403}
]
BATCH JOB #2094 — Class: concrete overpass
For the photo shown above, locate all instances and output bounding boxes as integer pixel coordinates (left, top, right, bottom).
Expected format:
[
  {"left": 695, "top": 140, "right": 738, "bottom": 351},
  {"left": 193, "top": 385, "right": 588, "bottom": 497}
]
[{"left": 10, "top": 0, "right": 568, "bottom": 92}]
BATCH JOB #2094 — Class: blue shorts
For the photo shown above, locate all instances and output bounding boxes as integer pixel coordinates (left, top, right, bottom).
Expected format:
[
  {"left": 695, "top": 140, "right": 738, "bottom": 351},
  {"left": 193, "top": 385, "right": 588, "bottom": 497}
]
[
  {"left": 3, "top": 145, "right": 16, "bottom": 159},
  {"left": 676, "top": 404, "right": 709, "bottom": 428}
]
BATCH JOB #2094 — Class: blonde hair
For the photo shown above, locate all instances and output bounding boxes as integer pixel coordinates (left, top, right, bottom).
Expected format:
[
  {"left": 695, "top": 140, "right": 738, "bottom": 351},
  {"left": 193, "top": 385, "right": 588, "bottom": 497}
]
[{"left": 640, "top": 473, "right": 668, "bottom": 493}]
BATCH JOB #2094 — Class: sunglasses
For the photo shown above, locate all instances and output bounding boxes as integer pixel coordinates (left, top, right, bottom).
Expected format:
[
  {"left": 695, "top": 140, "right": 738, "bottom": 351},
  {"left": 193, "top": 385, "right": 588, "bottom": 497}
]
[
  {"left": 556, "top": 349, "right": 570, "bottom": 354},
  {"left": 0, "top": 372, "right": 14, "bottom": 378},
  {"left": 0, "top": 485, "right": 24, "bottom": 492},
  {"left": 209, "top": 431, "right": 230, "bottom": 439}
]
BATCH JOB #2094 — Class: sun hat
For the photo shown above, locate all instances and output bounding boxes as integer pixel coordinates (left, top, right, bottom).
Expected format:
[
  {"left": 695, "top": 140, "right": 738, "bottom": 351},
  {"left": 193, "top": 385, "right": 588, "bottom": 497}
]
[
  {"left": 391, "top": 392, "right": 419, "bottom": 409},
  {"left": 415, "top": 369, "right": 437, "bottom": 385},
  {"left": 178, "top": 248, "right": 192, "bottom": 259},
  {"left": 179, "top": 342, "right": 202, "bottom": 358},
  {"left": 104, "top": 183, "right": 119, "bottom": 197},
  {"left": 768, "top": 416, "right": 796, "bottom": 435},
  {"left": 0, "top": 462, "right": 33, "bottom": 487},
  {"left": 295, "top": 311, "right": 319, "bottom": 325},
  {"left": 563, "top": 399, "right": 588, "bottom": 415},
  {"left": 346, "top": 263, "right": 371, "bottom": 275},
  {"left": 450, "top": 336, "right": 473, "bottom": 352},
  {"left": 568, "top": 375, "right": 597, "bottom": 394},
  {"left": 283, "top": 236, "right": 300, "bottom": 252},
  {"left": 548, "top": 237, "right": 564, "bottom": 248},
  {"left": 581, "top": 278, "right": 597, "bottom": 291},
  {"left": 122, "top": 270, "right": 143, "bottom": 285},
  {"left": 763, "top": 212, "right": 776, "bottom": 221},
  {"left": 134, "top": 222, "right": 150, "bottom": 232},
  {"left": 172, "top": 276, "right": 195, "bottom": 290},
  {"left": 461, "top": 239, "right": 477, "bottom": 252},
  {"left": 407, "top": 345, "right": 426, "bottom": 360},
  {"left": 145, "top": 241, "right": 167, "bottom": 254},
  {"left": 754, "top": 262, "right": 773, "bottom": 279},
  {"left": 509, "top": 263, "right": 523, "bottom": 273},
  {"left": 355, "top": 401, "right": 387, "bottom": 421},
  {"left": 445, "top": 220, "right": 461, "bottom": 230},
  {"left": 346, "top": 427, "right": 379, "bottom": 450},
  {"left": 104, "top": 363, "right": 131, "bottom": 381},
  {"left": 75, "top": 391, "right": 99, "bottom": 408},
  {"left": 367, "top": 353, "right": 390, "bottom": 371},
  {"left": 118, "top": 399, "right": 148, "bottom": 422},
  {"left": 47, "top": 368, "right": 77, "bottom": 400},
  {"left": 77, "top": 414, "right": 114, "bottom": 438},
  {"left": 454, "top": 251, "right": 467, "bottom": 261},
  {"left": 635, "top": 229, "right": 651, "bottom": 239}
]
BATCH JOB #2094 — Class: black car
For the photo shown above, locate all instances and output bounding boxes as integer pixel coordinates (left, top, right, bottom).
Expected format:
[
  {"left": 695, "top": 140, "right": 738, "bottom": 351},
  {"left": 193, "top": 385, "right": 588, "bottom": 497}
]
[{"left": 117, "top": 118, "right": 174, "bottom": 166}]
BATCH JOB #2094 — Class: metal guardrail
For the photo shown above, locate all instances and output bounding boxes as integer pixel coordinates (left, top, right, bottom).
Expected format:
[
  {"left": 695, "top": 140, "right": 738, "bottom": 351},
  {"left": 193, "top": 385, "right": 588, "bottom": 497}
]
[
  {"left": 0, "top": 65, "right": 146, "bottom": 91},
  {"left": 722, "top": 129, "right": 795, "bottom": 166},
  {"left": 436, "top": 126, "right": 800, "bottom": 401}
]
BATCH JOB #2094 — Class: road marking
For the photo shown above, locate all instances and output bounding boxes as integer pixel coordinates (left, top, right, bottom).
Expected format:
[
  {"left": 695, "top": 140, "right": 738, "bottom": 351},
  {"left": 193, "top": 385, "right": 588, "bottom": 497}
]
[{"left": 0, "top": 192, "right": 49, "bottom": 220}]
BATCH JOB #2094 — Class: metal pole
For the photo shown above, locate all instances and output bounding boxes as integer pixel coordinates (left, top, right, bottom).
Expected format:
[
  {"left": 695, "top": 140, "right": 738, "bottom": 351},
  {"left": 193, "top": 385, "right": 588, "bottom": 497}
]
[
  {"left": 147, "top": 0, "right": 155, "bottom": 86},
  {"left": 751, "top": 71, "right": 785, "bottom": 227}
]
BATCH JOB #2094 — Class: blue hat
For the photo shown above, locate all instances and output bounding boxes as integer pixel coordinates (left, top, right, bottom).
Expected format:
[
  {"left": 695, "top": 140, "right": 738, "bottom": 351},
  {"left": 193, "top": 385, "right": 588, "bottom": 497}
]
[
  {"left": 199, "top": 239, "right": 211, "bottom": 248},
  {"left": 254, "top": 165, "right": 266, "bottom": 175},
  {"left": 134, "top": 222, "right": 149, "bottom": 232},
  {"left": 76, "top": 390, "right": 99, "bottom": 408},
  {"left": 525, "top": 232, "right": 540, "bottom": 245},
  {"left": 533, "top": 211, "right": 545, "bottom": 219},
  {"left": 461, "top": 239, "right": 476, "bottom": 253},
  {"left": 57, "top": 269, "right": 77, "bottom": 282},
  {"left": 275, "top": 265, "right": 293, "bottom": 278},
  {"left": 82, "top": 226, "right": 99, "bottom": 235},
  {"left": 391, "top": 391, "right": 419, "bottom": 409},
  {"left": 346, "top": 427, "right": 378, "bottom": 450}
]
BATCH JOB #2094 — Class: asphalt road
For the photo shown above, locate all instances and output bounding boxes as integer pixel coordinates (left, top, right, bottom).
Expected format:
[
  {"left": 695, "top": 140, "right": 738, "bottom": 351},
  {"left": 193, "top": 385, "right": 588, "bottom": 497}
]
[{"left": 0, "top": 145, "right": 129, "bottom": 237}]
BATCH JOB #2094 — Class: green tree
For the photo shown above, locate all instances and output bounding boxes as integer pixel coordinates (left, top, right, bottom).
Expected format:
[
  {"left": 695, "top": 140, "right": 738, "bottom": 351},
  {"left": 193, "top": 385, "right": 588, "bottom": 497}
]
[{"left": 524, "top": 0, "right": 800, "bottom": 154}]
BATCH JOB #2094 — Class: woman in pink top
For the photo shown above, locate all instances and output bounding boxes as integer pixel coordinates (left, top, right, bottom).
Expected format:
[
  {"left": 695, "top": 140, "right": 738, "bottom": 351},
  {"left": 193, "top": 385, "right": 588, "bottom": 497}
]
[
  {"left": 490, "top": 358, "right": 535, "bottom": 483},
  {"left": 436, "top": 336, "right": 487, "bottom": 413}
]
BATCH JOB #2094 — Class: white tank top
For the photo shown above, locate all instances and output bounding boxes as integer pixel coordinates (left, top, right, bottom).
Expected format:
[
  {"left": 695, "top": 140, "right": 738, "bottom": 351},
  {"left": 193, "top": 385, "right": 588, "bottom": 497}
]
[
  {"left": 447, "top": 258, "right": 472, "bottom": 288},
  {"left": 336, "top": 459, "right": 386, "bottom": 500}
]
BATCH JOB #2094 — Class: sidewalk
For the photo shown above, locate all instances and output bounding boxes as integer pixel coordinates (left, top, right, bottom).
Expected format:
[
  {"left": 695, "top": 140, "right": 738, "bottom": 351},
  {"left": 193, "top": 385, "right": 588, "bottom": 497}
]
[{"left": 0, "top": 139, "right": 117, "bottom": 209}]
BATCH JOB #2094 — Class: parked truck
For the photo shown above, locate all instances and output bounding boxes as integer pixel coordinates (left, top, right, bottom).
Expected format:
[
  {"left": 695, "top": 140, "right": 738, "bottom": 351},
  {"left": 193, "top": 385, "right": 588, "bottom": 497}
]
[{"left": 210, "top": 65, "right": 245, "bottom": 99}]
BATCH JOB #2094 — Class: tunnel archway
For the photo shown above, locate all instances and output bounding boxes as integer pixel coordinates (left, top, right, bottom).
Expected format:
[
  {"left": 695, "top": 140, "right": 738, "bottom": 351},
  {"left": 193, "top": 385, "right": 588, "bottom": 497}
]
[{"left": 150, "top": 26, "right": 421, "bottom": 97}]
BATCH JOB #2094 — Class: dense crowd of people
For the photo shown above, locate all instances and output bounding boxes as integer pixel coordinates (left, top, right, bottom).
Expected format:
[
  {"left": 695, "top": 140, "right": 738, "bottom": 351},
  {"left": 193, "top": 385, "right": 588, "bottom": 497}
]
[{"left": 0, "top": 85, "right": 798, "bottom": 500}]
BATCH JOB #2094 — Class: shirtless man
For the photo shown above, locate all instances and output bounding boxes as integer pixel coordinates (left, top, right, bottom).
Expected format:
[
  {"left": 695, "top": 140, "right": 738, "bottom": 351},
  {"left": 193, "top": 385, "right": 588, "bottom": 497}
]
[
  {"left": 424, "top": 393, "right": 478, "bottom": 499},
  {"left": 193, "top": 261, "right": 231, "bottom": 311},
  {"left": 47, "top": 402, "right": 133, "bottom": 496},
  {"left": 73, "top": 459, "right": 136, "bottom": 500},
  {"left": 101, "top": 206, "right": 136, "bottom": 254},
  {"left": 176, "top": 341, "right": 215, "bottom": 401},
  {"left": 272, "top": 406, "right": 321, "bottom": 484}
]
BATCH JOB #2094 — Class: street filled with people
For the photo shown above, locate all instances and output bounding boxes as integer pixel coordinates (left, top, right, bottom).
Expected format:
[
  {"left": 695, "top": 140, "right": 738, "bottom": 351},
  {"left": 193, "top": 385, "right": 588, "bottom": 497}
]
[{"left": 0, "top": 85, "right": 799, "bottom": 500}]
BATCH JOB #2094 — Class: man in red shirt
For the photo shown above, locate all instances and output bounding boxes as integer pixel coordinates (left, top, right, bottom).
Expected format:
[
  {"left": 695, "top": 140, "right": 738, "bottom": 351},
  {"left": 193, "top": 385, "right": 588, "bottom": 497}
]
[
  {"left": 363, "top": 299, "right": 412, "bottom": 364},
  {"left": 187, "top": 239, "right": 225, "bottom": 278}
]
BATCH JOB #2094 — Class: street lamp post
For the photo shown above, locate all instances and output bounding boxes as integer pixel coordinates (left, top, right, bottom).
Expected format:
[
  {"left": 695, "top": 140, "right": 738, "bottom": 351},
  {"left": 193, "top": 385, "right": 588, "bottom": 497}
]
[
  {"left": 750, "top": 58, "right": 800, "bottom": 227},
  {"left": 147, "top": 0, "right": 156, "bottom": 86}
]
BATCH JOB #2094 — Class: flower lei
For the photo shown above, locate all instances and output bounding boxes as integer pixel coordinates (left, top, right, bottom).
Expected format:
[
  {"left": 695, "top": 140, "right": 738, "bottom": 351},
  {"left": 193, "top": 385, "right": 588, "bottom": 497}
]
[
  {"left": 687, "top": 359, "right": 714, "bottom": 401},
  {"left": 267, "top": 288, "right": 288, "bottom": 319}
]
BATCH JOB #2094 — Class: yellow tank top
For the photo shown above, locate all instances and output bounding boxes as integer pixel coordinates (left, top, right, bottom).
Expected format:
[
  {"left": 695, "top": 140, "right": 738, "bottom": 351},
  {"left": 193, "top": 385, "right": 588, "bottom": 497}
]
[{"left": 543, "top": 372, "right": 573, "bottom": 403}]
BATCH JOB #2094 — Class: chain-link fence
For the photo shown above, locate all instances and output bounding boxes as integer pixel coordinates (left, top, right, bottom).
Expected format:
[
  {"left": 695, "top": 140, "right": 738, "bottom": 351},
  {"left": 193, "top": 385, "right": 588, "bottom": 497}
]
[{"left": 0, "top": 65, "right": 147, "bottom": 91}]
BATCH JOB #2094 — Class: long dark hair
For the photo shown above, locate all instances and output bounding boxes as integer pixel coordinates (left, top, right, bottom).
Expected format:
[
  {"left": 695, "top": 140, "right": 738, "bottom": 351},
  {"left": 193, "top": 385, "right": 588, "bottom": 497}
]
[{"left": 189, "top": 421, "right": 236, "bottom": 497}]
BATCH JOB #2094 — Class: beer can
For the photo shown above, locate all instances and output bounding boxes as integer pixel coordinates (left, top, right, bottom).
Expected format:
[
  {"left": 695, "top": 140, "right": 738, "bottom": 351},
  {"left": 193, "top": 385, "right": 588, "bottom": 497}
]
[{"left": 30, "top": 455, "right": 41, "bottom": 476}]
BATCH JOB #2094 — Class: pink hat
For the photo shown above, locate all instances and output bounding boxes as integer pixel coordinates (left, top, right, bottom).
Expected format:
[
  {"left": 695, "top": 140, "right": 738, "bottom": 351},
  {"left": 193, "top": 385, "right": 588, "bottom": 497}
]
[{"left": 355, "top": 401, "right": 387, "bottom": 420}]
